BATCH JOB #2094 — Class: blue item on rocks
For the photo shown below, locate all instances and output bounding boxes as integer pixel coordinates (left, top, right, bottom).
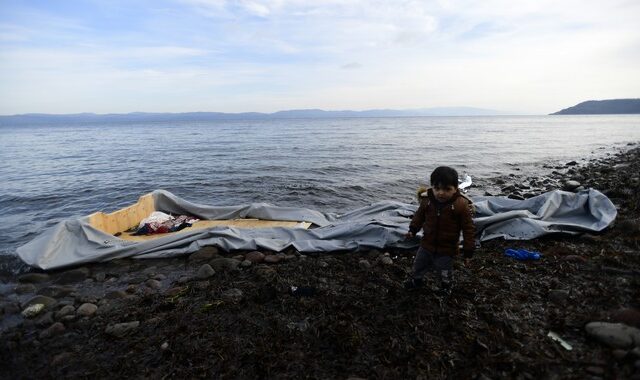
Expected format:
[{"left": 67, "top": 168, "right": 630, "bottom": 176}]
[{"left": 504, "top": 248, "right": 541, "bottom": 261}]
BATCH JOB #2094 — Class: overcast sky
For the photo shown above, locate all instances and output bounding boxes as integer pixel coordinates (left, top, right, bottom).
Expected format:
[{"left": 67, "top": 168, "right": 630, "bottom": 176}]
[{"left": 0, "top": 0, "right": 638, "bottom": 115}]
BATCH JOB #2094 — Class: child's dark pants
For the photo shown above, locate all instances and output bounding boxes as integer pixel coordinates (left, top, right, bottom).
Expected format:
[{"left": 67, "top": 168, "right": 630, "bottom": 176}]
[{"left": 411, "top": 247, "right": 454, "bottom": 287}]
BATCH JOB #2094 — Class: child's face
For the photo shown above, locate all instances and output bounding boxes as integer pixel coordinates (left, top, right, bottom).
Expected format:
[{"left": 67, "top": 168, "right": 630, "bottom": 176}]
[{"left": 433, "top": 185, "right": 457, "bottom": 203}]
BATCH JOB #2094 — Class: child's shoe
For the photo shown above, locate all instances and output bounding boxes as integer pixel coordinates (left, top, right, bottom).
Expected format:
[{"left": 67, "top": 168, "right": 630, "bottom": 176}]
[{"left": 403, "top": 278, "right": 423, "bottom": 290}]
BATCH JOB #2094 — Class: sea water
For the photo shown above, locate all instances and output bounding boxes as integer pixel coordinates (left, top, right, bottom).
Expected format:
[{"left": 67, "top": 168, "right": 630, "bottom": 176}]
[{"left": 1, "top": 115, "right": 640, "bottom": 258}]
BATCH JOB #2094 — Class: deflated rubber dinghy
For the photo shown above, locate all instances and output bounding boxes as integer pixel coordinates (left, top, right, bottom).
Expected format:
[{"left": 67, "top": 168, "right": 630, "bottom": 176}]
[{"left": 17, "top": 188, "right": 616, "bottom": 270}]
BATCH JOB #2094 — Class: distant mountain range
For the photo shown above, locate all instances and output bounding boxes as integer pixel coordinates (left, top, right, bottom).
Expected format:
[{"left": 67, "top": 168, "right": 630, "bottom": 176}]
[
  {"left": 552, "top": 99, "right": 640, "bottom": 115},
  {"left": 0, "top": 107, "right": 507, "bottom": 125}
]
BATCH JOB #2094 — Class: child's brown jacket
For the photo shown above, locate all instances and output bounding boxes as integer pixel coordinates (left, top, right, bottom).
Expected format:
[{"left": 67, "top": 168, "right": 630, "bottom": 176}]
[{"left": 409, "top": 188, "right": 475, "bottom": 256}]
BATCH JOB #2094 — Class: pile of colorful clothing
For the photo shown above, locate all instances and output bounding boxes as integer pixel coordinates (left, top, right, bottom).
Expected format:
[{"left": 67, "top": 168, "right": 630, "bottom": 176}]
[{"left": 133, "top": 211, "right": 199, "bottom": 235}]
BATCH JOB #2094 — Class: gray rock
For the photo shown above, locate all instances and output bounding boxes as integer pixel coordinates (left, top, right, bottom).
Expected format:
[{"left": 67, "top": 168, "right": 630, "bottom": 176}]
[
  {"left": 39, "top": 322, "right": 65, "bottom": 339},
  {"left": 22, "top": 303, "right": 45, "bottom": 318},
  {"left": 15, "top": 283, "right": 37, "bottom": 294},
  {"left": 55, "top": 305, "right": 76, "bottom": 319},
  {"left": 57, "top": 267, "right": 91, "bottom": 284},
  {"left": 221, "top": 288, "right": 243, "bottom": 303},
  {"left": 105, "top": 290, "right": 129, "bottom": 299},
  {"left": 38, "top": 285, "right": 75, "bottom": 298},
  {"left": 379, "top": 256, "right": 394, "bottom": 265},
  {"left": 126, "top": 284, "right": 137, "bottom": 294},
  {"left": 94, "top": 272, "right": 106, "bottom": 282},
  {"left": 209, "top": 258, "right": 241, "bottom": 272},
  {"left": 145, "top": 279, "right": 162, "bottom": 290},
  {"left": 563, "top": 180, "right": 581, "bottom": 191},
  {"left": 34, "top": 311, "right": 55, "bottom": 327},
  {"left": 585, "top": 322, "right": 640, "bottom": 348},
  {"left": 358, "top": 259, "right": 371, "bottom": 269},
  {"left": 125, "top": 276, "right": 147, "bottom": 285},
  {"left": 189, "top": 247, "right": 219, "bottom": 262},
  {"left": 196, "top": 264, "right": 215, "bottom": 279},
  {"left": 264, "top": 255, "right": 283, "bottom": 264},
  {"left": 154, "top": 274, "right": 167, "bottom": 281},
  {"left": 22, "top": 295, "right": 58, "bottom": 309},
  {"left": 18, "top": 273, "right": 50, "bottom": 283},
  {"left": 318, "top": 261, "right": 329, "bottom": 268},
  {"left": 164, "top": 286, "right": 187, "bottom": 298},
  {"left": 105, "top": 321, "right": 140, "bottom": 337},
  {"left": 77, "top": 303, "right": 98, "bottom": 317},
  {"left": 240, "top": 260, "right": 252, "bottom": 268},
  {"left": 245, "top": 251, "right": 265, "bottom": 263}
]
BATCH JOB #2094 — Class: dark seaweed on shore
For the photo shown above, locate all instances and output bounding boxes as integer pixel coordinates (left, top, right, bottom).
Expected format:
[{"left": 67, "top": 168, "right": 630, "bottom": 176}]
[{"left": 1, "top": 145, "right": 639, "bottom": 379}]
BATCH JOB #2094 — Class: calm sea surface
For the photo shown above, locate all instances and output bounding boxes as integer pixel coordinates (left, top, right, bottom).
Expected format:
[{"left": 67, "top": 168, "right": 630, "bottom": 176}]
[{"left": 1, "top": 115, "right": 640, "bottom": 257}]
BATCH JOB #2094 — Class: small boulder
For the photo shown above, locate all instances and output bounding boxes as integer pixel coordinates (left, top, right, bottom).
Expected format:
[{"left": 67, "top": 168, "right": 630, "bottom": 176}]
[
  {"left": 562, "top": 180, "right": 581, "bottom": 191},
  {"left": 76, "top": 303, "right": 98, "bottom": 317},
  {"left": 22, "top": 303, "right": 45, "bottom": 318},
  {"left": 240, "top": 260, "right": 252, "bottom": 268},
  {"left": 379, "top": 256, "right": 394, "bottom": 265},
  {"left": 245, "top": 251, "right": 265, "bottom": 263},
  {"left": 105, "top": 321, "right": 140, "bottom": 337},
  {"left": 209, "top": 258, "right": 241, "bottom": 272},
  {"left": 55, "top": 305, "right": 76, "bottom": 320},
  {"left": 359, "top": 259, "right": 371, "bottom": 269},
  {"left": 585, "top": 322, "right": 640, "bottom": 349},
  {"left": 56, "top": 267, "right": 91, "bottom": 284},
  {"left": 38, "top": 285, "right": 74, "bottom": 298},
  {"left": 22, "top": 295, "right": 57, "bottom": 309},
  {"left": 105, "top": 290, "right": 129, "bottom": 300},
  {"left": 14, "top": 284, "right": 36, "bottom": 295},
  {"left": 18, "top": 273, "right": 50, "bottom": 284},
  {"left": 188, "top": 247, "right": 219, "bottom": 262},
  {"left": 39, "top": 322, "right": 65, "bottom": 339},
  {"left": 145, "top": 279, "right": 162, "bottom": 290},
  {"left": 264, "top": 255, "right": 283, "bottom": 264},
  {"left": 196, "top": 264, "right": 215, "bottom": 279}
]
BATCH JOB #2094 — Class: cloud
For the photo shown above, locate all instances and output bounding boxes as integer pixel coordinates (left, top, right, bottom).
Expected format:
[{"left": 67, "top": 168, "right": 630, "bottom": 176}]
[
  {"left": 0, "top": 0, "right": 639, "bottom": 114},
  {"left": 341, "top": 62, "right": 362, "bottom": 69}
]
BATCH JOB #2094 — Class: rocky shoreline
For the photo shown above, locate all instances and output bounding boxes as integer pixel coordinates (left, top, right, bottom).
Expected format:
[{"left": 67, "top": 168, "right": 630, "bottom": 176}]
[{"left": 1, "top": 144, "right": 640, "bottom": 379}]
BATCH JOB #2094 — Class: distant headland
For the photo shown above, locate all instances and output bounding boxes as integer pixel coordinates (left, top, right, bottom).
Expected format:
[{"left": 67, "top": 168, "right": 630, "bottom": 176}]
[
  {"left": 551, "top": 99, "right": 640, "bottom": 115},
  {"left": 0, "top": 107, "right": 507, "bottom": 125}
]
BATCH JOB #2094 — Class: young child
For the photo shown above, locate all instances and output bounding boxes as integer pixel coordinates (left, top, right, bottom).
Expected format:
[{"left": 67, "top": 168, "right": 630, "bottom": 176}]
[{"left": 404, "top": 166, "right": 475, "bottom": 294}]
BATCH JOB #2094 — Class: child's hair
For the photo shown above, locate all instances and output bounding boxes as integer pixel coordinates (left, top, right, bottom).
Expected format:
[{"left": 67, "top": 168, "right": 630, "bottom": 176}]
[{"left": 430, "top": 166, "right": 459, "bottom": 188}]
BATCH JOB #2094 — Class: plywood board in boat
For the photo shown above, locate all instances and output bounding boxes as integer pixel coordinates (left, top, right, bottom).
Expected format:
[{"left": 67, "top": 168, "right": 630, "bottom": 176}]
[
  {"left": 88, "top": 193, "right": 155, "bottom": 236},
  {"left": 117, "top": 219, "right": 312, "bottom": 242}
]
